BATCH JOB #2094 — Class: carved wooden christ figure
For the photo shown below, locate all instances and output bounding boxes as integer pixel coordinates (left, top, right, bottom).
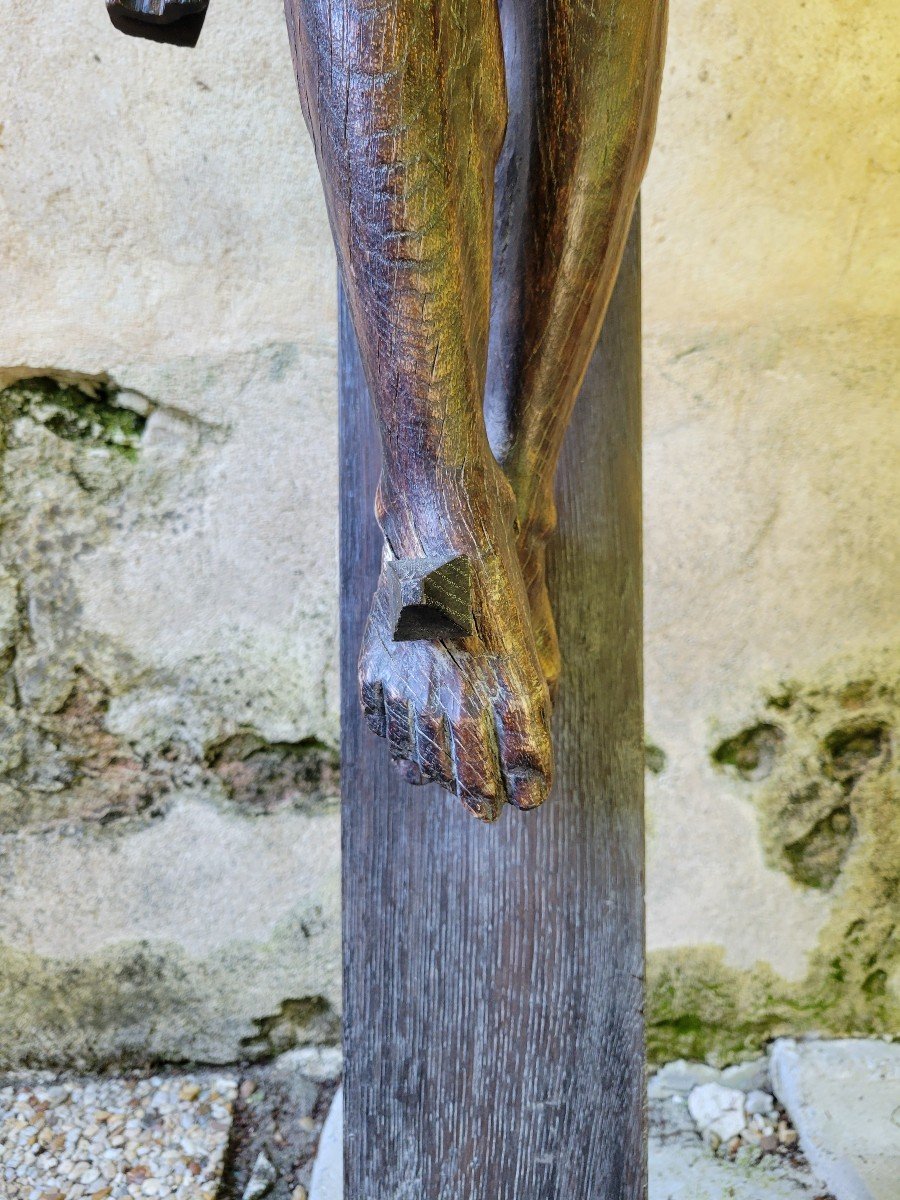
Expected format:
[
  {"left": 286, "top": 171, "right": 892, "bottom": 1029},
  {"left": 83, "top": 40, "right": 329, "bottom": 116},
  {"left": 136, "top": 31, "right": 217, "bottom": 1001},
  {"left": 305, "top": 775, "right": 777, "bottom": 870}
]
[
  {"left": 107, "top": 0, "right": 667, "bottom": 821},
  {"left": 290, "top": 0, "right": 667, "bottom": 820}
]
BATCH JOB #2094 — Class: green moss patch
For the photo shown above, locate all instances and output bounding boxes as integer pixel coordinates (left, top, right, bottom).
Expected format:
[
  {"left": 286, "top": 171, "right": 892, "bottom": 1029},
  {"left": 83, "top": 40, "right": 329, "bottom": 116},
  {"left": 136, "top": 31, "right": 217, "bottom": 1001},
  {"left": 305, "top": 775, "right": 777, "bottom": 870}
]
[
  {"left": 0, "top": 376, "right": 146, "bottom": 460},
  {"left": 650, "top": 651, "right": 899, "bottom": 1064},
  {"left": 712, "top": 722, "right": 784, "bottom": 781},
  {"left": 645, "top": 741, "right": 667, "bottom": 774},
  {"left": 0, "top": 918, "right": 339, "bottom": 1071}
]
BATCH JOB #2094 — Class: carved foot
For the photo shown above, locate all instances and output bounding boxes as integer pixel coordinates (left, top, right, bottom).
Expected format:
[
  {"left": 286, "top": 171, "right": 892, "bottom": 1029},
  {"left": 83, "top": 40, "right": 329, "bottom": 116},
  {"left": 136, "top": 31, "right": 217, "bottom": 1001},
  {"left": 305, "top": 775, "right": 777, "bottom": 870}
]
[{"left": 359, "top": 475, "right": 552, "bottom": 821}]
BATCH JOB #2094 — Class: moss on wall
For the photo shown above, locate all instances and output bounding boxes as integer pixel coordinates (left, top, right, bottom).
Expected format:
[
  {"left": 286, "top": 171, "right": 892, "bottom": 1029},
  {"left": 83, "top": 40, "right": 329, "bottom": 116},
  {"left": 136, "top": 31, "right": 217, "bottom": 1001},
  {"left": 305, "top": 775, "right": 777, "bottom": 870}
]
[
  {"left": 648, "top": 651, "right": 899, "bottom": 1064},
  {"left": 206, "top": 732, "right": 338, "bottom": 816},
  {"left": 0, "top": 376, "right": 337, "bottom": 833},
  {"left": 0, "top": 377, "right": 146, "bottom": 461},
  {"left": 0, "top": 917, "right": 339, "bottom": 1070}
]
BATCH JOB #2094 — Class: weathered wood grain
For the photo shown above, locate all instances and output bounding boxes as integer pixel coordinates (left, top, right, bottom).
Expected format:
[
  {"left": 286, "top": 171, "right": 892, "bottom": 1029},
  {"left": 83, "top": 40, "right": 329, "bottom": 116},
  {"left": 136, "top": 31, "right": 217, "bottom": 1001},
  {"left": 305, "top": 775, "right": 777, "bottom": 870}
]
[{"left": 340, "top": 213, "right": 644, "bottom": 1198}]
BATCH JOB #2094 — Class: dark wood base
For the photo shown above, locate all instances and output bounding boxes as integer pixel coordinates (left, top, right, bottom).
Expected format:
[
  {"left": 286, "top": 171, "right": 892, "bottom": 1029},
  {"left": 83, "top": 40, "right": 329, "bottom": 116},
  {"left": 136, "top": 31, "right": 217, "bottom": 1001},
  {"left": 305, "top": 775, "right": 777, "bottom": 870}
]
[{"left": 339, "top": 217, "right": 644, "bottom": 1199}]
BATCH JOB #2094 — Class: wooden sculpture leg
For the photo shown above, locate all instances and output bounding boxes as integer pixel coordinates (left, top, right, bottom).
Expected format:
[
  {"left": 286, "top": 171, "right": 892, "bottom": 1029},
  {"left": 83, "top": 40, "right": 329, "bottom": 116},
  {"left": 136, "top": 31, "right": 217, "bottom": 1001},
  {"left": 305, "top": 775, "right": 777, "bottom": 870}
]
[
  {"left": 486, "top": 0, "right": 667, "bottom": 695},
  {"left": 284, "top": 0, "right": 552, "bottom": 821}
]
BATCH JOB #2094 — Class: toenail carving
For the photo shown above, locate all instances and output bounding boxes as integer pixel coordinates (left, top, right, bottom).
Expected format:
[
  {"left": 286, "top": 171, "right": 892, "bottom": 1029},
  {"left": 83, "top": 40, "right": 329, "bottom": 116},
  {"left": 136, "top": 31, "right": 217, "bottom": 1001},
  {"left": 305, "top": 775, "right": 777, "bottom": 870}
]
[{"left": 386, "top": 556, "right": 474, "bottom": 642}]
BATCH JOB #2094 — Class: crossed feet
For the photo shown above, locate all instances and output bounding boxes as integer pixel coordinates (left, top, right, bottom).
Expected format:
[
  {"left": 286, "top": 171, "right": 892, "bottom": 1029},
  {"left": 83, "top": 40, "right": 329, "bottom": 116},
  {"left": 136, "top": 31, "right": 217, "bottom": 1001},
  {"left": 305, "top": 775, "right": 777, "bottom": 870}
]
[{"left": 359, "top": 455, "right": 559, "bottom": 822}]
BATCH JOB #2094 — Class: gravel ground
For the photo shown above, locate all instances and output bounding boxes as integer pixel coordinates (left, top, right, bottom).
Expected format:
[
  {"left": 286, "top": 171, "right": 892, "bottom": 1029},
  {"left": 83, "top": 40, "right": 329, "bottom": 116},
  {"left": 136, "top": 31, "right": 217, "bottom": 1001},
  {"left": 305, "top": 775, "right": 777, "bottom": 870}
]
[
  {"left": 0, "top": 1046, "right": 852, "bottom": 1200},
  {"left": 0, "top": 1049, "right": 341, "bottom": 1200},
  {"left": 0, "top": 1072, "right": 237, "bottom": 1200}
]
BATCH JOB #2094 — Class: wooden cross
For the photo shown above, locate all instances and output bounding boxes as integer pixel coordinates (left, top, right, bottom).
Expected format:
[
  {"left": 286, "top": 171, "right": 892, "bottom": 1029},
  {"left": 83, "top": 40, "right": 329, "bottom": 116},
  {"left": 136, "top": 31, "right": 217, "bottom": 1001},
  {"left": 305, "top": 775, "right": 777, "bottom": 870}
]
[
  {"left": 338, "top": 223, "right": 645, "bottom": 1195},
  {"left": 103, "top": 1, "right": 659, "bottom": 1193}
]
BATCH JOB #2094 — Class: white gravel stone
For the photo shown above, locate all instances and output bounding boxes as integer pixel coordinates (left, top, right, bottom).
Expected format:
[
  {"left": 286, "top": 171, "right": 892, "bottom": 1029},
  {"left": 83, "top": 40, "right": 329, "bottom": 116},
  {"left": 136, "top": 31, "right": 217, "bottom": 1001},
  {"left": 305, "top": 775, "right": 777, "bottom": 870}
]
[
  {"left": 720, "top": 1058, "right": 771, "bottom": 1093},
  {"left": 243, "top": 1150, "right": 277, "bottom": 1200},
  {"left": 275, "top": 1046, "right": 344, "bottom": 1084},
  {"left": 688, "top": 1083, "right": 747, "bottom": 1142},
  {"left": 647, "top": 1060, "right": 722, "bottom": 1100},
  {"left": 746, "top": 1090, "right": 777, "bottom": 1116},
  {"left": 0, "top": 1071, "right": 237, "bottom": 1199}
]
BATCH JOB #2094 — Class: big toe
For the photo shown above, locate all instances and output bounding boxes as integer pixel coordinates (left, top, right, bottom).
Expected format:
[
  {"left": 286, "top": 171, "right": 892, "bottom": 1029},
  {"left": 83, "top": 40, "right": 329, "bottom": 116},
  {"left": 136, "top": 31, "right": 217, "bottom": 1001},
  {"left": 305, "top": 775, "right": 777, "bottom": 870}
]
[
  {"left": 398, "top": 759, "right": 426, "bottom": 786},
  {"left": 493, "top": 679, "right": 553, "bottom": 811},
  {"left": 505, "top": 768, "right": 551, "bottom": 811}
]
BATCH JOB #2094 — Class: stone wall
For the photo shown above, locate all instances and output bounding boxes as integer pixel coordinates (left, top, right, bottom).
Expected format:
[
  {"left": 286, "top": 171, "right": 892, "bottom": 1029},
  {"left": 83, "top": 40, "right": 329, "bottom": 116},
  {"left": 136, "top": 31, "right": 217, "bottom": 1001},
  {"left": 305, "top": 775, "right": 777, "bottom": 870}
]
[
  {"left": 641, "top": 0, "right": 899, "bottom": 1059},
  {"left": 0, "top": 0, "right": 895, "bottom": 1066},
  {"left": 0, "top": 0, "right": 341, "bottom": 1066}
]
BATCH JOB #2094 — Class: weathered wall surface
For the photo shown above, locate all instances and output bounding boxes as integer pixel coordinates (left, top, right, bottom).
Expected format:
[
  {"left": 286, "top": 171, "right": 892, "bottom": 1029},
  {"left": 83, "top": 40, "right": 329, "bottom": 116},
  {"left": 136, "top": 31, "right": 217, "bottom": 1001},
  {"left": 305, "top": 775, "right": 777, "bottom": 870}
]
[
  {"left": 642, "top": 0, "right": 899, "bottom": 1059},
  {"left": 0, "top": 0, "right": 342, "bottom": 1066},
  {"left": 0, "top": 0, "right": 896, "bottom": 1066}
]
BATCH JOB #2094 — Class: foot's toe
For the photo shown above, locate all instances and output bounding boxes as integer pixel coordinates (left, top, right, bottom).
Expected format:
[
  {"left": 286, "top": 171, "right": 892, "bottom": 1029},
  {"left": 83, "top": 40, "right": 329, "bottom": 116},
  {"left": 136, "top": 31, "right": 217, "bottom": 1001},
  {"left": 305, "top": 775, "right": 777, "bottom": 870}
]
[
  {"left": 384, "top": 692, "right": 415, "bottom": 763},
  {"left": 493, "top": 675, "right": 553, "bottom": 812},
  {"left": 414, "top": 710, "right": 455, "bottom": 791},
  {"left": 359, "top": 676, "right": 386, "bottom": 738},
  {"left": 398, "top": 759, "right": 426, "bottom": 785},
  {"left": 449, "top": 709, "right": 504, "bottom": 822},
  {"left": 504, "top": 768, "right": 550, "bottom": 811}
]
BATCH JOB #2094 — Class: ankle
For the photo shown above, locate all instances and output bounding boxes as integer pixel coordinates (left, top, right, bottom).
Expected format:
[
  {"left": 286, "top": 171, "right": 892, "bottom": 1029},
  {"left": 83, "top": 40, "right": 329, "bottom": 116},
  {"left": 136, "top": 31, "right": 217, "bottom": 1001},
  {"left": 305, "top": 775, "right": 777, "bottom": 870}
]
[
  {"left": 498, "top": 454, "right": 556, "bottom": 544},
  {"left": 376, "top": 458, "right": 515, "bottom": 560},
  {"left": 516, "top": 493, "right": 557, "bottom": 549}
]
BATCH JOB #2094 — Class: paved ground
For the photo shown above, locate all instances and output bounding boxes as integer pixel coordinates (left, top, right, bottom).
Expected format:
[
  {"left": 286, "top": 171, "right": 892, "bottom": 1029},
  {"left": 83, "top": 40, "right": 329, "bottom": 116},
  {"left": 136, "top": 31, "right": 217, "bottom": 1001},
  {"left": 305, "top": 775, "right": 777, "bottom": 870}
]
[
  {"left": 3, "top": 1039, "right": 895, "bottom": 1199},
  {"left": 0, "top": 1072, "right": 237, "bottom": 1199},
  {"left": 648, "top": 1084, "right": 830, "bottom": 1200},
  {"left": 0, "top": 1049, "right": 341, "bottom": 1200},
  {"left": 215, "top": 1048, "right": 341, "bottom": 1200},
  {"left": 308, "top": 1054, "right": 835, "bottom": 1200}
]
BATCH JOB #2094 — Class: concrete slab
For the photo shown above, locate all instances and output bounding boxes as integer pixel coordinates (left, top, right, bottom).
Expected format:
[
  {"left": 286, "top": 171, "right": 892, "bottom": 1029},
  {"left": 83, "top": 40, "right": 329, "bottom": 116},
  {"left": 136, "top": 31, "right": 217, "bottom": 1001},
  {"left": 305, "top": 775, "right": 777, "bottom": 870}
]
[
  {"left": 771, "top": 1038, "right": 900, "bottom": 1200},
  {"left": 308, "top": 1084, "right": 827, "bottom": 1200},
  {"left": 309, "top": 1085, "right": 343, "bottom": 1200},
  {"left": 650, "top": 1129, "right": 826, "bottom": 1200}
]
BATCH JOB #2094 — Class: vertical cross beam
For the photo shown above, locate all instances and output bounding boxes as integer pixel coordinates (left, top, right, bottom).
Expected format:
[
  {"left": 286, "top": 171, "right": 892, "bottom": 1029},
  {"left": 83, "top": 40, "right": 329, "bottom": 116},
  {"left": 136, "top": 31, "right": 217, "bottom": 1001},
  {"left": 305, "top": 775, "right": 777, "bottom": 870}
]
[{"left": 339, "top": 215, "right": 644, "bottom": 1199}]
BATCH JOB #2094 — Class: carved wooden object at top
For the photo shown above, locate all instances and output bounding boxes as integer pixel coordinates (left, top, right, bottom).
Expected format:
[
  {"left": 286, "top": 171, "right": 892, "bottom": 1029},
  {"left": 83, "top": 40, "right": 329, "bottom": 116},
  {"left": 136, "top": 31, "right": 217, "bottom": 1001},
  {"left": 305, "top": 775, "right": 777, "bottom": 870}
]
[{"left": 104, "top": 0, "right": 668, "bottom": 821}]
